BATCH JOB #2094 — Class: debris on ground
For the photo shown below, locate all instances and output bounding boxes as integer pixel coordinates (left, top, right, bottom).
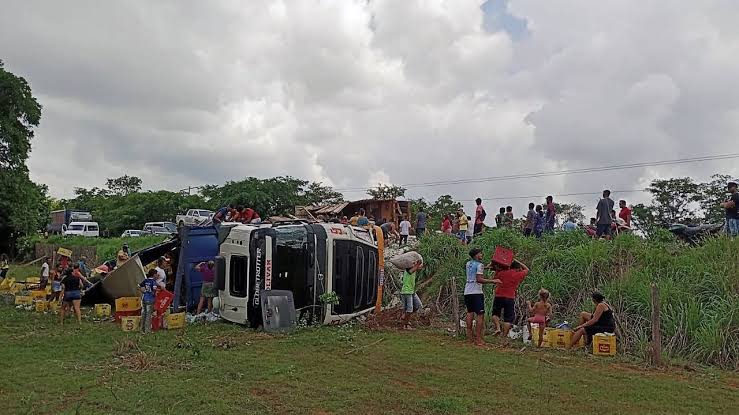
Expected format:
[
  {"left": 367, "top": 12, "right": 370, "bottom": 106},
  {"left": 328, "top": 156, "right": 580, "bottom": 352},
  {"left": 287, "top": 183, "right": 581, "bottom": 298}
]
[{"left": 363, "top": 307, "right": 435, "bottom": 330}]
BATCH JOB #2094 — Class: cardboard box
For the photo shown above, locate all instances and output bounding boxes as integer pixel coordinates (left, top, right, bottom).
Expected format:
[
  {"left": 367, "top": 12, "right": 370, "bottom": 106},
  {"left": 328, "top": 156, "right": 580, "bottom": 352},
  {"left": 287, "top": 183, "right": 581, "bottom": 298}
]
[{"left": 593, "top": 333, "right": 617, "bottom": 356}]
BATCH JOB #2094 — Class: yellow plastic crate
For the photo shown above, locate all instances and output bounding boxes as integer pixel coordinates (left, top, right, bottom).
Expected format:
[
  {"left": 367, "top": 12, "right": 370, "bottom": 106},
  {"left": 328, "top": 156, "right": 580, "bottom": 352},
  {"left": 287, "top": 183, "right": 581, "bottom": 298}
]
[
  {"left": 0, "top": 277, "right": 14, "bottom": 290},
  {"left": 115, "top": 297, "right": 141, "bottom": 312},
  {"left": 166, "top": 312, "right": 185, "bottom": 329},
  {"left": 15, "top": 295, "right": 33, "bottom": 306},
  {"left": 530, "top": 325, "right": 553, "bottom": 348},
  {"left": 121, "top": 316, "right": 142, "bottom": 332},
  {"left": 34, "top": 300, "right": 47, "bottom": 312},
  {"left": 25, "top": 277, "right": 40, "bottom": 284},
  {"left": 95, "top": 304, "right": 112, "bottom": 318},
  {"left": 48, "top": 301, "right": 60, "bottom": 313},
  {"left": 30, "top": 290, "right": 47, "bottom": 300},
  {"left": 593, "top": 333, "right": 617, "bottom": 356}
]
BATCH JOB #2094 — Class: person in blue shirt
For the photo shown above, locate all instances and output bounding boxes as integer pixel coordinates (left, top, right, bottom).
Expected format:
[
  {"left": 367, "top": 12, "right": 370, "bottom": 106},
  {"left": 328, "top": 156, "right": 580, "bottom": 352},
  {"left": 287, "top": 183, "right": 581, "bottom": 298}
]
[
  {"left": 356, "top": 208, "right": 370, "bottom": 226},
  {"left": 138, "top": 269, "right": 163, "bottom": 333},
  {"left": 534, "top": 205, "right": 545, "bottom": 238},
  {"left": 464, "top": 248, "right": 501, "bottom": 345},
  {"left": 563, "top": 217, "right": 577, "bottom": 232}
]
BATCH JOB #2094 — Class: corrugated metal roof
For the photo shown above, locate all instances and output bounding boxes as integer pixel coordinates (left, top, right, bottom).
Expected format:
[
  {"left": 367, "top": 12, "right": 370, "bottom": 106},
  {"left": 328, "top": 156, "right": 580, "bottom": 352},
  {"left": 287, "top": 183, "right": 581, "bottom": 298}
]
[{"left": 313, "top": 201, "right": 350, "bottom": 215}]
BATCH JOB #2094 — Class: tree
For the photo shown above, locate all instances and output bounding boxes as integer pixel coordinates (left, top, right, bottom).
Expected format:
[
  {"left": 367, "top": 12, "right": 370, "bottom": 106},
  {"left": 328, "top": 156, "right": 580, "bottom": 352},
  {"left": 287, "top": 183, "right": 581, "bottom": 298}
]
[
  {"left": 555, "top": 202, "right": 586, "bottom": 224},
  {"left": 367, "top": 184, "right": 407, "bottom": 199},
  {"left": 698, "top": 174, "right": 733, "bottom": 224},
  {"left": 645, "top": 177, "right": 702, "bottom": 227},
  {"left": 0, "top": 60, "right": 44, "bottom": 254},
  {"left": 106, "top": 175, "right": 142, "bottom": 196},
  {"left": 0, "top": 60, "right": 42, "bottom": 170},
  {"left": 302, "top": 182, "right": 344, "bottom": 206}
]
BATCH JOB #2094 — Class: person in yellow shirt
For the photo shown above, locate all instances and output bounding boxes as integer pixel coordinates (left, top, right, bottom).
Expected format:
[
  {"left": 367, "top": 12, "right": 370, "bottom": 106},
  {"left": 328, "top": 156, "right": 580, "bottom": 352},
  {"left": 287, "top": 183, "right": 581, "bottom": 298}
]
[
  {"left": 457, "top": 209, "right": 469, "bottom": 244},
  {"left": 349, "top": 212, "right": 360, "bottom": 226}
]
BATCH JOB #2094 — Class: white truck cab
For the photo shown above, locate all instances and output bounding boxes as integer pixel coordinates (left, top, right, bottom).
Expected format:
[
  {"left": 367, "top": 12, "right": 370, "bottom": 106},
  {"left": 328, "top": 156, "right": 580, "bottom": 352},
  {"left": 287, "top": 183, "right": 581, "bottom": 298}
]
[
  {"left": 64, "top": 221, "right": 100, "bottom": 237},
  {"left": 215, "top": 222, "right": 379, "bottom": 327}
]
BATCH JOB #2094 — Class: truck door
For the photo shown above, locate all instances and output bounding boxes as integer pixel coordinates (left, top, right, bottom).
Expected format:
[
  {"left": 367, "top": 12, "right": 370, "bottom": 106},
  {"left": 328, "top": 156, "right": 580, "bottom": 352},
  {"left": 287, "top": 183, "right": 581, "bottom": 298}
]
[
  {"left": 247, "top": 228, "right": 276, "bottom": 328},
  {"left": 220, "top": 253, "right": 250, "bottom": 325}
]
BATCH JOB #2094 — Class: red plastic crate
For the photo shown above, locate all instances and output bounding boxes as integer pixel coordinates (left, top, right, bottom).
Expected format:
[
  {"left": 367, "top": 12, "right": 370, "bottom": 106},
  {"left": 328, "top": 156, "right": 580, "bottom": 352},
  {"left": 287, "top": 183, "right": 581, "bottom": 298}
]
[{"left": 491, "top": 246, "right": 514, "bottom": 267}]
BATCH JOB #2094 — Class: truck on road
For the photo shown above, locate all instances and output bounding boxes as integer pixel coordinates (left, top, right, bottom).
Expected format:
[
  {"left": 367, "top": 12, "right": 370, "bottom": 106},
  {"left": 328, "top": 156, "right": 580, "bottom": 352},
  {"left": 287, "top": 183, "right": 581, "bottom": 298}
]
[
  {"left": 47, "top": 209, "right": 93, "bottom": 234},
  {"left": 176, "top": 209, "right": 213, "bottom": 227}
]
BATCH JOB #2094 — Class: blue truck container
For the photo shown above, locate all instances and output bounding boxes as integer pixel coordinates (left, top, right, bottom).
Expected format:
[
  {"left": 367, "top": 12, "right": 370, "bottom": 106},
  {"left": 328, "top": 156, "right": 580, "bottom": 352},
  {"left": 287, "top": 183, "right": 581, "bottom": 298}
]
[{"left": 172, "top": 225, "right": 227, "bottom": 311}]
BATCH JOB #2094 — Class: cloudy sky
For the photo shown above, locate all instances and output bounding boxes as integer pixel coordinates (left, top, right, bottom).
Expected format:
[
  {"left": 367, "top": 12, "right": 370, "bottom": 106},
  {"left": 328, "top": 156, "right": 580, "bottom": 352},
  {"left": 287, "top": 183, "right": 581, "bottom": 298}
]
[{"left": 2, "top": 0, "right": 738, "bottom": 217}]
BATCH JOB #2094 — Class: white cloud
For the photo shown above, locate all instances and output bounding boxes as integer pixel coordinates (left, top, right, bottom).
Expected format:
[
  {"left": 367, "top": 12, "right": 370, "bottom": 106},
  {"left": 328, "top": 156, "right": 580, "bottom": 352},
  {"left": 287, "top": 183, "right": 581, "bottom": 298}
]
[{"left": 0, "top": 0, "right": 736, "bottom": 220}]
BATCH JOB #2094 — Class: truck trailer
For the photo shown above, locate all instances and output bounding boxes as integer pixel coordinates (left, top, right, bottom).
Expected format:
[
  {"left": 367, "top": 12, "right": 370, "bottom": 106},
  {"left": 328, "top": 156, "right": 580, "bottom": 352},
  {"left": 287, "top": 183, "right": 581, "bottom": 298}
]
[{"left": 47, "top": 209, "right": 93, "bottom": 234}]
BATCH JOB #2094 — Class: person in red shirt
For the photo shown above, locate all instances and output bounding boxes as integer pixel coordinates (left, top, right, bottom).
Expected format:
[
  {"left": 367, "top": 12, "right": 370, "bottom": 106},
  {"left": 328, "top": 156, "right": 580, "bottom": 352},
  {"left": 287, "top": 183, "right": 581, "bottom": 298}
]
[
  {"left": 490, "top": 258, "right": 529, "bottom": 337},
  {"left": 441, "top": 214, "right": 452, "bottom": 234},
  {"left": 618, "top": 200, "right": 632, "bottom": 228}
]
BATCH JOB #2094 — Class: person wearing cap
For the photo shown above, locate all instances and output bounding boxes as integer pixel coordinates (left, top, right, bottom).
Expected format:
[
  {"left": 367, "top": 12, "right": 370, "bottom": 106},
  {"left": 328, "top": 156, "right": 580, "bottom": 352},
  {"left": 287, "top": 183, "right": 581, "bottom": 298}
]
[
  {"left": 116, "top": 244, "right": 130, "bottom": 268},
  {"left": 464, "top": 248, "right": 501, "bottom": 345},
  {"left": 721, "top": 179, "right": 739, "bottom": 236}
]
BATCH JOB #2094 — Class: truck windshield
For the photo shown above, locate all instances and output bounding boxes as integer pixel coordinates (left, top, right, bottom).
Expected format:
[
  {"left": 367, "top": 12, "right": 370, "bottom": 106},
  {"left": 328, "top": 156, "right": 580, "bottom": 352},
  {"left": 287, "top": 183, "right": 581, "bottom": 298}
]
[
  {"left": 68, "top": 225, "right": 84, "bottom": 231},
  {"left": 164, "top": 223, "right": 177, "bottom": 232},
  {"left": 272, "top": 226, "right": 310, "bottom": 306}
]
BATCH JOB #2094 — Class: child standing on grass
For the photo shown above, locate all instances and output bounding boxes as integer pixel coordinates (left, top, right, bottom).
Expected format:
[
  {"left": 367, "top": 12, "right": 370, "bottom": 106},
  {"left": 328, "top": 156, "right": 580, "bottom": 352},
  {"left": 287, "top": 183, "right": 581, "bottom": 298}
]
[
  {"left": 527, "top": 289, "right": 552, "bottom": 347},
  {"left": 49, "top": 265, "right": 63, "bottom": 303},
  {"left": 138, "top": 269, "right": 162, "bottom": 334}
]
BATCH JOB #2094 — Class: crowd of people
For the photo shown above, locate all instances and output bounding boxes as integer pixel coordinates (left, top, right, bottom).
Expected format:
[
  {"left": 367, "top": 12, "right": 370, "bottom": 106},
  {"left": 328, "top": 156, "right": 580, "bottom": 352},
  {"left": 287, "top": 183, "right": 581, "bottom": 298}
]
[{"left": 212, "top": 204, "right": 262, "bottom": 224}]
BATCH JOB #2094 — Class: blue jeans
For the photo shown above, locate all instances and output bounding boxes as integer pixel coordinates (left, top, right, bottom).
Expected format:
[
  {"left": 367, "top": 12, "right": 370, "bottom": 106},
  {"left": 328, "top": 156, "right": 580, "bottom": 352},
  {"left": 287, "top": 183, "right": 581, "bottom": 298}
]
[
  {"left": 400, "top": 293, "right": 422, "bottom": 313},
  {"left": 141, "top": 301, "right": 154, "bottom": 333},
  {"left": 727, "top": 218, "right": 739, "bottom": 236}
]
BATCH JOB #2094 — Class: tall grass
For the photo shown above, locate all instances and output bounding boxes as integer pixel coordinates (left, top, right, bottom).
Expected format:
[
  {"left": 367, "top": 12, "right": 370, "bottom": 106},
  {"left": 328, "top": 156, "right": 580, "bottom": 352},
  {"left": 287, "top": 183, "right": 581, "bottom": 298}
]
[{"left": 413, "top": 229, "right": 739, "bottom": 368}]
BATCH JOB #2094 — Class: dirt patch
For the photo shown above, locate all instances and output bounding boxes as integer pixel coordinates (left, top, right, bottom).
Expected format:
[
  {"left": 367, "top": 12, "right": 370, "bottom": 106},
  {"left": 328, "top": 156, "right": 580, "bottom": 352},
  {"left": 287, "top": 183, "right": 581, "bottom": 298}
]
[{"left": 363, "top": 307, "right": 436, "bottom": 329}]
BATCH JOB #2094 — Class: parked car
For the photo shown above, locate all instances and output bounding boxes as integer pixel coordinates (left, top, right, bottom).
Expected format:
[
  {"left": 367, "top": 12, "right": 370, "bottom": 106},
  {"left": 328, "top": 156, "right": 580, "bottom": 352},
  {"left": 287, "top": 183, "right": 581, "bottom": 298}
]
[
  {"left": 144, "top": 224, "right": 177, "bottom": 236},
  {"left": 121, "top": 230, "right": 144, "bottom": 238},
  {"left": 143, "top": 222, "right": 177, "bottom": 235},
  {"left": 176, "top": 209, "right": 214, "bottom": 227},
  {"left": 64, "top": 221, "right": 100, "bottom": 237}
]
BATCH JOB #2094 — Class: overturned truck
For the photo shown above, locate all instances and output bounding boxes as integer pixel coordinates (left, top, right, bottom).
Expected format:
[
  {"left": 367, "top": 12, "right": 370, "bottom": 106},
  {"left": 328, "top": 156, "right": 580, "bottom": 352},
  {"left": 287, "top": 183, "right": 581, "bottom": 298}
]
[{"left": 89, "top": 221, "right": 382, "bottom": 328}]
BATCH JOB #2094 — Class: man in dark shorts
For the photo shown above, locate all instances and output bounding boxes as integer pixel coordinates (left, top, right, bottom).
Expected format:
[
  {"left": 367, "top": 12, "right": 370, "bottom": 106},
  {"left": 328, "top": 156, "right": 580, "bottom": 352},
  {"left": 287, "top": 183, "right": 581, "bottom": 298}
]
[
  {"left": 491, "top": 258, "right": 529, "bottom": 337},
  {"left": 474, "top": 198, "right": 487, "bottom": 235},
  {"left": 595, "top": 190, "right": 615, "bottom": 239},
  {"left": 464, "top": 248, "right": 500, "bottom": 345},
  {"left": 721, "top": 179, "right": 739, "bottom": 236}
]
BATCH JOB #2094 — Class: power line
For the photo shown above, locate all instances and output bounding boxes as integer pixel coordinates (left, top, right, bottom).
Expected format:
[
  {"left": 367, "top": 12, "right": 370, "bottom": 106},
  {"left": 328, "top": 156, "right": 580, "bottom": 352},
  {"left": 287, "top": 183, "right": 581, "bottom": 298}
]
[
  {"left": 477, "top": 189, "right": 647, "bottom": 201},
  {"left": 334, "top": 153, "right": 739, "bottom": 192}
]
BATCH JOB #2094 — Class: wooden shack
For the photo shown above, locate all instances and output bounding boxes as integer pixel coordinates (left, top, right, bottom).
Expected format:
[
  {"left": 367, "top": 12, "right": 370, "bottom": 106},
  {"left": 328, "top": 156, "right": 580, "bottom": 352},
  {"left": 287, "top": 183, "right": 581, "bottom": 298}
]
[{"left": 299, "top": 199, "right": 410, "bottom": 224}]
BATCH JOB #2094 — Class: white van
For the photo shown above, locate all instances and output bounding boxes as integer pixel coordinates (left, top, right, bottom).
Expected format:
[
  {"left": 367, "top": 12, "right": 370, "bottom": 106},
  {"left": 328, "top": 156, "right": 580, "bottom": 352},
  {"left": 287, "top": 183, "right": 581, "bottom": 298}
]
[{"left": 64, "top": 221, "right": 100, "bottom": 237}]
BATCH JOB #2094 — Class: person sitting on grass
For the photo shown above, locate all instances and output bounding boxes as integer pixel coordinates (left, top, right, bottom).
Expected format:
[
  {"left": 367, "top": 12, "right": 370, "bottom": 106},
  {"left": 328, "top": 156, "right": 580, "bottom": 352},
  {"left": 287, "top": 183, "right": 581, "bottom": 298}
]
[
  {"left": 490, "top": 258, "right": 530, "bottom": 338},
  {"left": 568, "top": 291, "right": 616, "bottom": 349},
  {"left": 138, "top": 268, "right": 163, "bottom": 334},
  {"left": 400, "top": 259, "right": 424, "bottom": 330},
  {"left": 59, "top": 269, "right": 84, "bottom": 325},
  {"left": 464, "top": 248, "right": 501, "bottom": 346},
  {"left": 526, "top": 288, "right": 552, "bottom": 347}
]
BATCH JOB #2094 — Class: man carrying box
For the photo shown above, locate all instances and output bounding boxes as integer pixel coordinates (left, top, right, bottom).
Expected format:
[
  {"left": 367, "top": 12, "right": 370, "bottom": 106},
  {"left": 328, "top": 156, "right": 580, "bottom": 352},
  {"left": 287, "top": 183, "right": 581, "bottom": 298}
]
[{"left": 490, "top": 256, "right": 529, "bottom": 338}]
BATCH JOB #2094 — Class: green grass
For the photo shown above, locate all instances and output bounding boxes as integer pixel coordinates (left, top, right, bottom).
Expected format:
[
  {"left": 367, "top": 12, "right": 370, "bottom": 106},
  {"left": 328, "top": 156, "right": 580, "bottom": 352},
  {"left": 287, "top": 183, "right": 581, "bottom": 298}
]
[
  {"left": 0, "top": 306, "right": 737, "bottom": 414},
  {"left": 414, "top": 230, "right": 739, "bottom": 368}
]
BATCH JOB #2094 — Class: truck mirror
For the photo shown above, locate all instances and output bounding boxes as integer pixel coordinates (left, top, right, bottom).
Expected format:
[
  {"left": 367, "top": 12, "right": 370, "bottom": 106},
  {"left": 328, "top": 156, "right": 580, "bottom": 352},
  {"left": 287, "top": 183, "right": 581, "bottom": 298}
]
[{"left": 214, "top": 256, "right": 226, "bottom": 291}]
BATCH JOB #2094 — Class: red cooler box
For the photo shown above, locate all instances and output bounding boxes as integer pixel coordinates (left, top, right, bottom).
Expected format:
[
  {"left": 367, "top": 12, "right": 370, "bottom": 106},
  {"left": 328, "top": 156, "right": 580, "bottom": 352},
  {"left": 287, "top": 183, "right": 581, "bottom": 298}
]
[{"left": 492, "top": 246, "right": 514, "bottom": 267}]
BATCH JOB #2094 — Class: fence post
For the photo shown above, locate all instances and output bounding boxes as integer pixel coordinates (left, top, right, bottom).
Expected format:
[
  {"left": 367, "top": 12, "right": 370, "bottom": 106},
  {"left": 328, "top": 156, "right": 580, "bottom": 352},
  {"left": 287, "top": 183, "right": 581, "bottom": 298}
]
[
  {"left": 449, "top": 275, "right": 460, "bottom": 336},
  {"left": 651, "top": 283, "right": 662, "bottom": 366}
]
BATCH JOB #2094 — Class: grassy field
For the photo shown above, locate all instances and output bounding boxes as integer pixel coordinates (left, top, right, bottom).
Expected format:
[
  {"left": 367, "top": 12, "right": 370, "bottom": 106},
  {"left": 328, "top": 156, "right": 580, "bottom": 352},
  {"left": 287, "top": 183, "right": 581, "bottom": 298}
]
[{"left": 0, "top": 306, "right": 736, "bottom": 415}]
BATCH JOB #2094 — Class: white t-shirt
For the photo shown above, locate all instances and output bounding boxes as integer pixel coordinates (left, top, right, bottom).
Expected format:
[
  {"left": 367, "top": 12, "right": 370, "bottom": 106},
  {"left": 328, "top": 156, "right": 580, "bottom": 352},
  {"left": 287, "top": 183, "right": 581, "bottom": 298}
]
[
  {"left": 399, "top": 220, "right": 411, "bottom": 235},
  {"left": 41, "top": 262, "right": 50, "bottom": 279},
  {"left": 155, "top": 266, "right": 167, "bottom": 285},
  {"left": 464, "top": 260, "right": 484, "bottom": 295}
]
